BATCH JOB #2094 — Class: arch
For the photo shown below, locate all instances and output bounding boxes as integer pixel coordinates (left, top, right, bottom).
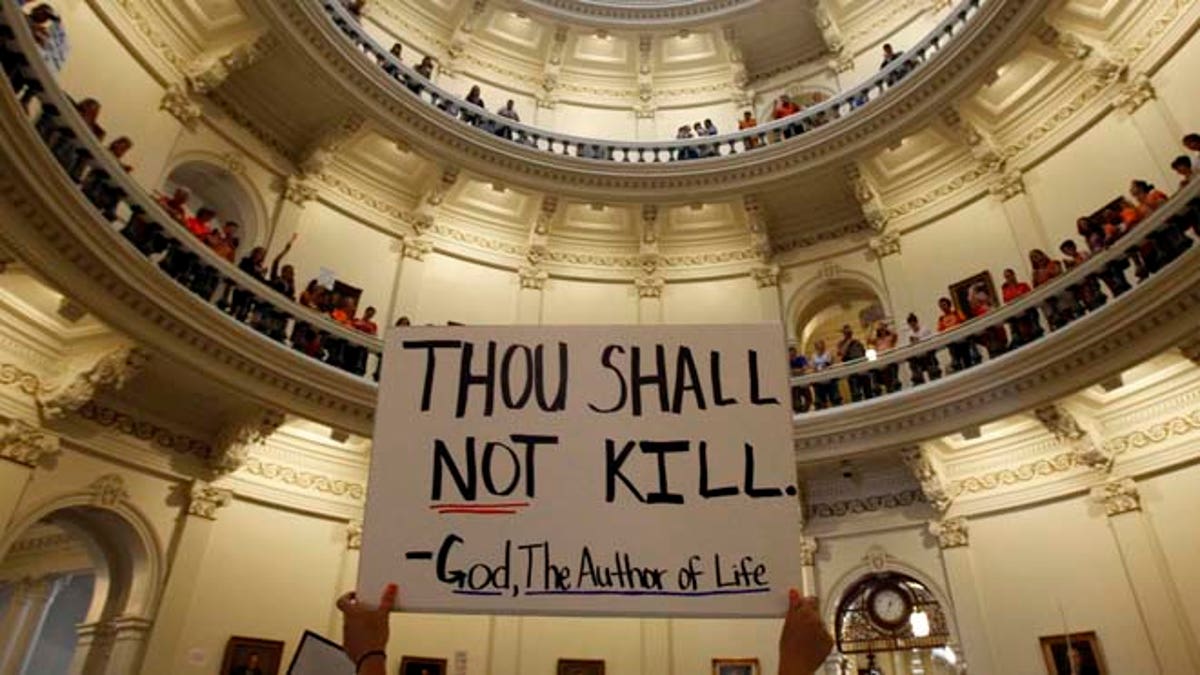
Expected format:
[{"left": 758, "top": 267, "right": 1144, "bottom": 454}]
[
  {"left": 0, "top": 486, "right": 164, "bottom": 623},
  {"left": 784, "top": 269, "right": 888, "bottom": 347},
  {"left": 821, "top": 552, "right": 960, "bottom": 649},
  {"left": 0, "top": 480, "right": 164, "bottom": 674},
  {"left": 159, "top": 152, "right": 270, "bottom": 251}
]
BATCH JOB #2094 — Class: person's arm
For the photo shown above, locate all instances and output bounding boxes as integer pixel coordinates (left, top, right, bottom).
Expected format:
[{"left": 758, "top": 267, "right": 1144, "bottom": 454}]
[
  {"left": 270, "top": 233, "right": 296, "bottom": 278},
  {"left": 337, "top": 583, "right": 396, "bottom": 675},
  {"left": 779, "top": 589, "right": 834, "bottom": 675}
]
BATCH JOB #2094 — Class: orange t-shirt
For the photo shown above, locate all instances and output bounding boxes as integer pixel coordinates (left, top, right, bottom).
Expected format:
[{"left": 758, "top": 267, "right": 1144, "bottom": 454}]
[{"left": 937, "top": 311, "right": 966, "bottom": 332}]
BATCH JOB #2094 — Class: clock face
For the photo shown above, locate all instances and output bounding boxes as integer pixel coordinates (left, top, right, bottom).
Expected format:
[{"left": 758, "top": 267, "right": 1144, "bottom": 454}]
[{"left": 868, "top": 586, "right": 911, "bottom": 628}]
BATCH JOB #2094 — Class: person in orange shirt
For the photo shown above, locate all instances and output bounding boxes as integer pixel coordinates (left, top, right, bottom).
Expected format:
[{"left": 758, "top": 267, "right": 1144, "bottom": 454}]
[
  {"left": 158, "top": 188, "right": 190, "bottom": 223},
  {"left": 331, "top": 296, "right": 357, "bottom": 325},
  {"left": 738, "top": 110, "right": 760, "bottom": 149},
  {"left": 1001, "top": 268, "right": 1043, "bottom": 347},
  {"left": 772, "top": 95, "right": 801, "bottom": 139},
  {"left": 1130, "top": 179, "right": 1168, "bottom": 217},
  {"left": 1029, "top": 249, "right": 1062, "bottom": 287},
  {"left": 936, "top": 297, "right": 978, "bottom": 372},
  {"left": 352, "top": 306, "right": 378, "bottom": 335},
  {"left": 184, "top": 207, "right": 216, "bottom": 238},
  {"left": 204, "top": 221, "right": 239, "bottom": 262}
]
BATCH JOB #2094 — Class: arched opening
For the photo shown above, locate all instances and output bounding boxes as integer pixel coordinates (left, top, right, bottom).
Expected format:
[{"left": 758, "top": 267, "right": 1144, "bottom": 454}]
[
  {"left": 791, "top": 278, "right": 886, "bottom": 356},
  {"left": 0, "top": 502, "right": 158, "bottom": 675},
  {"left": 832, "top": 571, "right": 959, "bottom": 675},
  {"left": 161, "top": 159, "right": 264, "bottom": 254}
]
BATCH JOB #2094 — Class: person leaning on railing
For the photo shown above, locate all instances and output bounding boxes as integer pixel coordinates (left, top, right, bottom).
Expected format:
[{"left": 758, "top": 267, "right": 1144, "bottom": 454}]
[
  {"left": 903, "top": 313, "right": 941, "bottom": 384},
  {"left": 788, "top": 346, "right": 813, "bottom": 413},
  {"left": 810, "top": 339, "right": 841, "bottom": 409}
]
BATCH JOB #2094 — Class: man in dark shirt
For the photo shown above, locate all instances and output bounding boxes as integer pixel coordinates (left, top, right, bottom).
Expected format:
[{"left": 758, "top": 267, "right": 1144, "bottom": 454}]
[{"left": 837, "top": 324, "right": 871, "bottom": 402}]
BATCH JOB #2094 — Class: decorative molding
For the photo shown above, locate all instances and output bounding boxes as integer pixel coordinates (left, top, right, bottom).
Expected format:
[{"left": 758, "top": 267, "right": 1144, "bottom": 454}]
[
  {"left": 988, "top": 169, "right": 1025, "bottom": 202},
  {"left": 949, "top": 451, "right": 1077, "bottom": 497},
  {"left": 74, "top": 400, "right": 213, "bottom": 460},
  {"left": 1113, "top": 72, "right": 1155, "bottom": 114},
  {"left": 88, "top": 474, "right": 129, "bottom": 507},
  {"left": 241, "top": 457, "right": 366, "bottom": 500},
  {"left": 900, "top": 446, "right": 951, "bottom": 513},
  {"left": 868, "top": 230, "right": 901, "bottom": 259},
  {"left": 0, "top": 418, "right": 59, "bottom": 467},
  {"left": 279, "top": 175, "right": 319, "bottom": 206},
  {"left": 1106, "top": 408, "right": 1200, "bottom": 456},
  {"left": 347, "top": 520, "right": 363, "bottom": 550},
  {"left": 751, "top": 264, "right": 781, "bottom": 289},
  {"left": 1033, "top": 403, "right": 1112, "bottom": 471},
  {"left": 402, "top": 236, "right": 434, "bottom": 261},
  {"left": 518, "top": 265, "right": 549, "bottom": 290},
  {"left": 211, "top": 408, "right": 286, "bottom": 474},
  {"left": 928, "top": 517, "right": 968, "bottom": 549},
  {"left": 806, "top": 489, "right": 926, "bottom": 519},
  {"left": 186, "top": 481, "right": 233, "bottom": 519},
  {"left": 1091, "top": 476, "right": 1140, "bottom": 517},
  {"left": 635, "top": 275, "right": 664, "bottom": 299},
  {"left": 0, "top": 363, "right": 43, "bottom": 396},
  {"left": 1034, "top": 20, "right": 1092, "bottom": 61},
  {"left": 39, "top": 345, "right": 150, "bottom": 420},
  {"left": 158, "top": 84, "right": 202, "bottom": 130}
]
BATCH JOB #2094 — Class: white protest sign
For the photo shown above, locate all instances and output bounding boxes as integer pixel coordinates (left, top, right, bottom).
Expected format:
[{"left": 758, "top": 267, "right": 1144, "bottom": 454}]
[{"left": 359, "top": 324, "right": 802, "bottom": 617}]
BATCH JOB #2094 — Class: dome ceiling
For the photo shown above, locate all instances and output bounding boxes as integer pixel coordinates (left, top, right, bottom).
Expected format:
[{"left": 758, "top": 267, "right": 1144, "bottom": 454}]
[{"left": 511, "top": 0, "right": 762, "bottom": 27}]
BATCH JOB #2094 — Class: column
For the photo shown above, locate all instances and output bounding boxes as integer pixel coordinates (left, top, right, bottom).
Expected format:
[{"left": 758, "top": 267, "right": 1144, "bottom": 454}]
[
  {"left": 751, "top": 265, "right": 784, "bottom": 322},
  {"left": 0, "top": 576, "right": 63, "bottom": 675},
  {"left": 799, "top": 537, "right": 818, "bottom": 597},
  {"left": 929, "top": 517, "right": 998, "bottom": 674},
  {"left": 0, "top": 420, "right": 59, "bottom": 532},
  {"left": 137, "top": 482, "right": 232, "bottom": 675},
  {"left": 1115, "top": 75, "right": 1180, "bottom": 186},
  {"left": 997, "top": 186, "right": 1050, "bottom": 260},
  {"left": 1092, "top": 478, "right": 1200, "bottom": 673},
  {"left": 639, "top": 618, "right": 671, "bottom": 675},
  {"left": 388, "top": 236, "right": 432, "bottom": 326},
  {"left": 636, "top": 278, "right": 663, "bottom": 324},
  {"left": 266, "top": 177, "right": 317, "bottom": 249},
  {"left": 515, "top": 267, "right": 546, "bottom": 325},
  {"left": 486, "top": 616, "right": 522, "bottom": 675},
  {"left": 869, "top": 232, "right": 910, "bottom": 320},
  {"left": 328, "top": 521, "right": 363, "bottom": 636},
  {"left": 72, "top": 616, "right": 154, "bottom": 675}
]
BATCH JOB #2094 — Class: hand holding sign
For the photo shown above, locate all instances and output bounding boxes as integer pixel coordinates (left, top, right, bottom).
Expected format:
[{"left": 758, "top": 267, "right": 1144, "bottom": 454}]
[{"left": 360, "top": 324, "right": 803, "bottom": 617}]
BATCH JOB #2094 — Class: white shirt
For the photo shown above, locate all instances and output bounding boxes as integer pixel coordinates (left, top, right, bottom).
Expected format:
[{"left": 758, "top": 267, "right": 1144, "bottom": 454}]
[{"left": 905, "top": 324, "right": 933, "bottom": 346}]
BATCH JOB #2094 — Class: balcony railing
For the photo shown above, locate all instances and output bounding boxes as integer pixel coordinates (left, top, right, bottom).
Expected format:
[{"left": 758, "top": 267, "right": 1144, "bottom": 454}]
[
  {"left": 0, "top": 1, "right": 385, "bottom": 382},
  {"left": 322, "top": 0, "right": 985, "bottom": 163},
  {"left": 788, "top": 180, "right": 1200, "bottom": 414}
]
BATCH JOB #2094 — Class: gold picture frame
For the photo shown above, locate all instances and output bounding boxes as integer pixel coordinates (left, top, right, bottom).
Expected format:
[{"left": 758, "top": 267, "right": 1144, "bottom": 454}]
[
  {"left": 556, "top": 658, "right": 605, "bottom": 675},
  {"left": 399, "top": 655, "right": 448, "bottom": 675},
  {"left": 712, "top": 657, "right": 761, "bottom": 675},
  {"left": 1039, "top": 631, "right": 1107, "bottom": 675}
]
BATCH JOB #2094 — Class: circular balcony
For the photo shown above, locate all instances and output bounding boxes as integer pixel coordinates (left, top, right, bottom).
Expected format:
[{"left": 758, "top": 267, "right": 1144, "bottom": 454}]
[
  {"left": 2, "top": 0, "right": 1199, "bottom": 453},
  {"left": 265, "top": 0, "right": 1050, "bottom": 202}
]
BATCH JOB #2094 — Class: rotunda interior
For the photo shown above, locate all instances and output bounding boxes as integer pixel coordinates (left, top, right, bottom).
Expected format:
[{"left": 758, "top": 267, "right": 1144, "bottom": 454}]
[{"left": 0, "top": 0, "right": 1199, "bottom": 674}]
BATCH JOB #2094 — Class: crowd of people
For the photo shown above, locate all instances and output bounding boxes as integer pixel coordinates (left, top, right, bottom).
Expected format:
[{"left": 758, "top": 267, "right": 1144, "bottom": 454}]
[
  {"left": 3, "top": 6, "right": 384, "bottom": 378},
  {"left": 333, "top": 0, "right": 926, "bottom": 161},
  {"left": 789, "top": 136, "right": 1200, "bottom": 412}
]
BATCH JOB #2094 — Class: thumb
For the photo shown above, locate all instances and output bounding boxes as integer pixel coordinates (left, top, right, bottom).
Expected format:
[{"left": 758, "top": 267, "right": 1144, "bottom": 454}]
[
  {"left": 377, "top": 583, "right": 398, "bottom": 614},
  {"left": 788, "top": 588, "right": 801, "bottom": 612}
]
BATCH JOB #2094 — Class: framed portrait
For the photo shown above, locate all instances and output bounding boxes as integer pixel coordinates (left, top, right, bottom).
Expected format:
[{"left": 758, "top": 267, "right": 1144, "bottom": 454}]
[
  {"left": 1040, "top": 631, "right": 1107, "bottom": 675},
  {"left": 556, "top": 658, "right": 605, "bottom": 675},
  {"left": 399, "top": 656, "right": 448, "bottom": 675},
  {"left": 220, "top": 636, "right": 284, "bottom": 675},
  {"left": 713, "top": 657, "right": 761, "bottom": 675},
  {"left": 948, "top": 270, "right": 998, "bottom": 318}
]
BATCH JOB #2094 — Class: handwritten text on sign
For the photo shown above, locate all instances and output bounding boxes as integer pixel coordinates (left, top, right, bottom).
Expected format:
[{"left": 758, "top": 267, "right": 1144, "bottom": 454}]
[{"left": 359, "top": 325, "right": 802, "bottom": 617}]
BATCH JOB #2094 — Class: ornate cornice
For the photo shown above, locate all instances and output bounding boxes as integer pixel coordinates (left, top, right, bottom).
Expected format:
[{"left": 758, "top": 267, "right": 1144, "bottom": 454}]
[
  {"left": 0, "top": 363, "right": 42, "bottom": 396},
  {"left": 241, "top": 457, "right": 366, "bottom": 500},
  {"left": 949, "top": 451, "right": 1077, "bottom": 497},
  {"left": 806, "top": 488, "right": 926, "bottom": 519},
  {"left": 74, "top": 401, "right": 213, "bottom": 460}
]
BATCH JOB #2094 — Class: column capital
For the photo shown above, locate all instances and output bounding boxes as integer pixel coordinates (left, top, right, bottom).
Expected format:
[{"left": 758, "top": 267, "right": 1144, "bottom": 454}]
[
  {"left": 186, "top": 481, "right": 233, "bottom": 520},
  {"left": 751, "top": 265, "right": 781, "bottom": 289},
  {"left": 0, "top": 418, "right": 59, "bottom": 467},
  {"left": 929, "top": 517, "right": 969, "bottom": 549},
  {"left": 1091, "top": 477, "right": 1140, "bottom": 516},
  {"left": 635, "top": 275, "right": 664, "bottom": 299},
  {"left": 868, "top": 230, "right": 901, "bottom": 259},
  {"left": 799, "top": 536, "right": 819, "bottom": 566},
  {"left": 402, "top": 236, "right": 435, "bottom": 261},
  {"left": 347, "top": 520, "right": 363, "bottom": 550},
  {"left": 159, "top": 84, "right": 202, "bottom": 129},
  {"left": 1113, "top": 72, "right": 1155, "bottom": 114},
  {"left": 989, "top": 170, "right": 1026, "bottom": 202},
  {"left": 518, "top": 265, "right": 549, "bottom": 290}
]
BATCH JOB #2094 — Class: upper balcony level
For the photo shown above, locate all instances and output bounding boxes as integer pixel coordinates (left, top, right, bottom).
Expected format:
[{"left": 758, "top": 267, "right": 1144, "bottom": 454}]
[{"left": 256, "top": 0, "right": 1045, "bottom": 202}]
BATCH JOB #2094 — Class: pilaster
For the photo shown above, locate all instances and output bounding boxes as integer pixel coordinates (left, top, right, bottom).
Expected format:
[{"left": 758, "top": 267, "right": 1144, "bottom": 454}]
[
  {"left": 930, "top": 517, "right": 998, "bottom": 674},
  {"left": 1091, "top": 478, "right": 1200, "bottom": 672},
  {"left": 138, "top": 481, "right": 233, "bottom": 675},
  {"left": 267, "top": 175, "right": 318, "bottom": 248},
  {"left": 0, "top": 575, "right": 63, "bottom": 675},
  {"left": 389, "top": 235, "right": 433, "bottom": 325},
  {"left": 0, "top": 419, "right": 58, "bottom": 531},
  {"left": 72, "top": 616, "right": 154, "bottom": 675},
  {"left": 799, "top": 536, "right": 818, "bottom": 596},
  {"left": 329, "top": 520, "right": 364, "bottom": 635}
]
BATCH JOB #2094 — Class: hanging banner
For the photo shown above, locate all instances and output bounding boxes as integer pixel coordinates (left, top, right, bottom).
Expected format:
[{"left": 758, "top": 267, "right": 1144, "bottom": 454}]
[{"left": 359, "top": 324, "right": 802, "bottom": 617}]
